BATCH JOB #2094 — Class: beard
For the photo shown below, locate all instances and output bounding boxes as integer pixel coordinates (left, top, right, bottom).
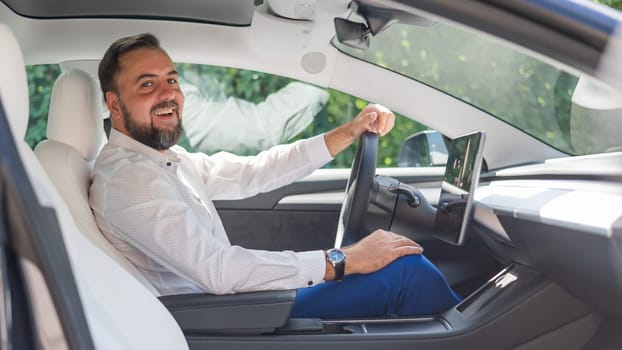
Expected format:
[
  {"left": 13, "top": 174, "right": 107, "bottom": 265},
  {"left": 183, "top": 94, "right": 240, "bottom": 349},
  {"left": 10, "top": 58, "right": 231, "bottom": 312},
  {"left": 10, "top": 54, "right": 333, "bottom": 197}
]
[{"left": 119, "top": 98, "right": 182, "bottom": 150}]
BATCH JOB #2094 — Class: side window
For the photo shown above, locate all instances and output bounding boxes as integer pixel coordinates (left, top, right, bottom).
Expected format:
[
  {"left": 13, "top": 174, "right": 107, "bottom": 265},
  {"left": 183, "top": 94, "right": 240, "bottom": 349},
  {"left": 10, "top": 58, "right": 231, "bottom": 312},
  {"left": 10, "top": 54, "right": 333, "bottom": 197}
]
[
  {"left": 176, "top": 63, "right": 439, "bottom": 169},
  {"left": 25, "top": 64, "right": 61, "bottom": 149},
  {"left": 24, "top": 62, "right": 445, "bottom": 169}
]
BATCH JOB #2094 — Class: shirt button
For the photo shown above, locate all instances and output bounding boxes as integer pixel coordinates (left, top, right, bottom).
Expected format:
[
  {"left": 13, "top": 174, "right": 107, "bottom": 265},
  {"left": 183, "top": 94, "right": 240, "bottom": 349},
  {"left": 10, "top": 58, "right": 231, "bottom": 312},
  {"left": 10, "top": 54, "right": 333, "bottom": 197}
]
[
  {"left": 166, "top": 161, "right": 172, "bottom": 166},
  {"left": 307, "top": 281, "right": 313, "bottom": 286}
]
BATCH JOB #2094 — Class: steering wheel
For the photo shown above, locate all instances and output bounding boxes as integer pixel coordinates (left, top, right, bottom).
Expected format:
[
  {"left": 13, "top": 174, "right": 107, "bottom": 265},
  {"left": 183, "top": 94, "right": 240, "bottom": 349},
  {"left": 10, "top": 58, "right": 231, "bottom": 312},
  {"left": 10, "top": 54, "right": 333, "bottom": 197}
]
[{"left": 334, "top": 132, "right": 378, "bottom": 248}]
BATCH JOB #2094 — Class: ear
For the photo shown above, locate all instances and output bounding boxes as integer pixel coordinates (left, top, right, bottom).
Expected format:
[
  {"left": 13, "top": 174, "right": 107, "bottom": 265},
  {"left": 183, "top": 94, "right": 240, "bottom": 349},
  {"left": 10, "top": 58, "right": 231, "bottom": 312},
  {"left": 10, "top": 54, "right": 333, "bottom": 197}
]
[{"left": 105, "top": 91, "right": 122, "bottom": 120}]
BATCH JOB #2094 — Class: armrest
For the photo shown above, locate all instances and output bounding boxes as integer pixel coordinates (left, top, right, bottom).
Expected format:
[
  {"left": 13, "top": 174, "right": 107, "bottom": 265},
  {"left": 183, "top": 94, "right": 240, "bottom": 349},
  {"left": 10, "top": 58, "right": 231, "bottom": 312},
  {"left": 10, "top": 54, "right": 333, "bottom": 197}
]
[{"left": 158, "top": 290, "right": 296, "bottom": 335}]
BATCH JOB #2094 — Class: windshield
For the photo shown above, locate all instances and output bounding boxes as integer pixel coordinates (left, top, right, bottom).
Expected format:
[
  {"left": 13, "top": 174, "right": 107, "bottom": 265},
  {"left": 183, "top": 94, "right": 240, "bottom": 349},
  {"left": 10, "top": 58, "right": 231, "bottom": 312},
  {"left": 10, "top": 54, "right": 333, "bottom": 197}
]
[{"left": 333, "top": 17, "right": 622, "bottom": 156}]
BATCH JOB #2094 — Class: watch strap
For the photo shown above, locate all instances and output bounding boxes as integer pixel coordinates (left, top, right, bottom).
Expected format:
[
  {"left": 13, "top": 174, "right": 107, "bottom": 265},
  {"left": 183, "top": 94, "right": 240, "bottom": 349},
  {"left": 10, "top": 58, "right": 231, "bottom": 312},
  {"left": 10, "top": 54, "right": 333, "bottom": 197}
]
[{"left": 333, "top": 258, "right": 345, "bottom": 281}]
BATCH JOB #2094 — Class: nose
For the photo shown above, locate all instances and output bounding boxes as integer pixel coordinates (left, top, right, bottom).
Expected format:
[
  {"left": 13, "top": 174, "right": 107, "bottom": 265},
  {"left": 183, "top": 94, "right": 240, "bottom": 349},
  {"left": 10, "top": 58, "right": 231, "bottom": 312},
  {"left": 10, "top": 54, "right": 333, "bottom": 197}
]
[{"left": 157, "top": 81, "right": 177, "bottom": 101}]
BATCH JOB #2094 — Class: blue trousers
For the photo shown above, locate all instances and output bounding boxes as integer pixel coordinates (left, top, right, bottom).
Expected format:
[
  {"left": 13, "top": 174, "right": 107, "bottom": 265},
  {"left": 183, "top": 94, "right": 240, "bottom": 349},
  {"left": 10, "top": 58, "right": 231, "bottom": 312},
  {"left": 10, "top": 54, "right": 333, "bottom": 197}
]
[{"left": 291, "top": 254, "right": 461, "bottom": 319}]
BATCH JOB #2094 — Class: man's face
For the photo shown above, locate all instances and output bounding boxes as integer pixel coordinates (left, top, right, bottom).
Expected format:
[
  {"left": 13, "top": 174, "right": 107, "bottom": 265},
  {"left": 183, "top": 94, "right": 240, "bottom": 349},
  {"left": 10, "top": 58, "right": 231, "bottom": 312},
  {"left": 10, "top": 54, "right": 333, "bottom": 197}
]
[{"left": 106, "top": 47, "right": 185, "bottom": 150}]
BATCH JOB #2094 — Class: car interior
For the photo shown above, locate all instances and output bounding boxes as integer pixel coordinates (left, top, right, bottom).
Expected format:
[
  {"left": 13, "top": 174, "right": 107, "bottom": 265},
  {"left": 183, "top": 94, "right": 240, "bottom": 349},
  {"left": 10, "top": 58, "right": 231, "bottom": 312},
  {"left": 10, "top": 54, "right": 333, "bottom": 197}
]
[{"left": 1, "top": 1, "right": 622, "bottom": 350}]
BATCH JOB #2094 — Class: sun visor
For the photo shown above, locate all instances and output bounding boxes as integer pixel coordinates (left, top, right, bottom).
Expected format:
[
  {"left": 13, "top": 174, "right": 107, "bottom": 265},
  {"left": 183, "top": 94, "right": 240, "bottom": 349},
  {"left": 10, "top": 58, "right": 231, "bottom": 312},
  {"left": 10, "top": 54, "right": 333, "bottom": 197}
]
[
  {"left": 266, "top": 0, "right": 316, "bottom": 20},
  {"left": 0, "top": 0, "right": 258, "bottom": 26}
]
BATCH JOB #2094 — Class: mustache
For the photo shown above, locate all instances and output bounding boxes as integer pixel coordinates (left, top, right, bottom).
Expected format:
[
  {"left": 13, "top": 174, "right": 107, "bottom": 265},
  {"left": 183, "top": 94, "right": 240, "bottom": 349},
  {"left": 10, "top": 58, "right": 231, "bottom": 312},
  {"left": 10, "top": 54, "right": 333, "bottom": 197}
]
[{"left": 150, "top": 100, "right": 179, "bottom": 114}]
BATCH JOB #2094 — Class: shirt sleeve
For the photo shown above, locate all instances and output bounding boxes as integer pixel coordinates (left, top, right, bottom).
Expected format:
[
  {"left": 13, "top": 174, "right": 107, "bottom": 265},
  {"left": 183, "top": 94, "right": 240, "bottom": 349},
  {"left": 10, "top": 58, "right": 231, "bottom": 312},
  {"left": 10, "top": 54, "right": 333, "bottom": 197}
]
[
  {"left": 100, "top": 162, "right": 327, "bottom": 294},
  {"left": 181, "top": 81, "right": 329, "bottom": 155},
  {"left": 185, "top": 134, "right": 333, "bottom": 200}
]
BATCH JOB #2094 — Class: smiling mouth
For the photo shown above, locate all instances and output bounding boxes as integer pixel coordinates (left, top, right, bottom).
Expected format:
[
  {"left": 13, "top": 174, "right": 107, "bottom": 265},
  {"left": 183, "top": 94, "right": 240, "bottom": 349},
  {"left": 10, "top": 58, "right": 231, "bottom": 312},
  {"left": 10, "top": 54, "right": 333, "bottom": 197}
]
[
  {"left": 150, "top": 99, "right": 181, "bottom": 124},
  {"left": 152, "top": 107, "right": 177, "bottom": 118}
]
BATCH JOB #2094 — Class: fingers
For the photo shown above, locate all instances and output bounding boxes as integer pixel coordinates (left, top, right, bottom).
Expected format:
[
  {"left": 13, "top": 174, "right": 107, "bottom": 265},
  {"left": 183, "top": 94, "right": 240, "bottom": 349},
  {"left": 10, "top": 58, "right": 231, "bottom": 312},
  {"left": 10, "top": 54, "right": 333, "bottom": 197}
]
[
  {"left": 373, "top": 104, "right": 388, "bottom": 135},
  {"left": 389, "top": 235, "right": 423, "bottom": 254},
  {"left": 395, "top": 244, "right": 424, "bottom": 255},
  {"left": 380, "top": 112, "right": 395, "bottom": 136},
  {"left": 360, "top": 104, "right": 395, "bottom": 136},
  {"left": 365, "top": 111, "right": 378, "bottom": 132},
  {"left": 368, "top": 229, "right": 423, "bottom": 253},
  {"left": 344, "top": 230, "right": 424, "bottom": 275},
  {"left": 349, "top": 103, "right": 395, "bottom": 140}
]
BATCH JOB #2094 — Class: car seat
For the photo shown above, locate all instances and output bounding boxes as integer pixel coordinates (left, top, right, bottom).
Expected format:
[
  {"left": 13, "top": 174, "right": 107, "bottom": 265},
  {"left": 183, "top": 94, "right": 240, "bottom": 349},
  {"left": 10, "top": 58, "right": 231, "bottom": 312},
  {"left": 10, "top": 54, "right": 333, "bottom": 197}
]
[{"left": 34, "top": 68, "right": 160, "bottom": 296}]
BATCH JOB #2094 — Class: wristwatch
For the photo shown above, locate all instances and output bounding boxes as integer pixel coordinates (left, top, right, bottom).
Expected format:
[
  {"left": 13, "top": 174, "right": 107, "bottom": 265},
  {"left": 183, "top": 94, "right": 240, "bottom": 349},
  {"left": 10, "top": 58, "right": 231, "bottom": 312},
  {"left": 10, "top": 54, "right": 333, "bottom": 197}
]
[{"left": 326, "top": 248, "right": 346, "bottom": 281}]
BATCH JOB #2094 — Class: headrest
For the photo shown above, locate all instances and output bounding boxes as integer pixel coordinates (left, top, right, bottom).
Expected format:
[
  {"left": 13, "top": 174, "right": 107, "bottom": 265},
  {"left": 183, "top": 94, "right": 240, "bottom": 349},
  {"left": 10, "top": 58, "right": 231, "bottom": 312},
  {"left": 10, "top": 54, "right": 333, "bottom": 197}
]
[
  {"left": 0, "top": 24, "right": 29, "bottom": 139},
  {"left": 47, "top": 69, "right": 104, "bottom": 161}
]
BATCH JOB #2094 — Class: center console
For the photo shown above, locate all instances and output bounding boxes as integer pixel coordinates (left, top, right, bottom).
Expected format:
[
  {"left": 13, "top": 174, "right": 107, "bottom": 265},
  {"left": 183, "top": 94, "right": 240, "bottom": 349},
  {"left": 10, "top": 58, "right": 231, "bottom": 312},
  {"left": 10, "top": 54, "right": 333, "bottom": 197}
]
[{"left": 160, "top": 263, "right": 599, "bottom": 349}]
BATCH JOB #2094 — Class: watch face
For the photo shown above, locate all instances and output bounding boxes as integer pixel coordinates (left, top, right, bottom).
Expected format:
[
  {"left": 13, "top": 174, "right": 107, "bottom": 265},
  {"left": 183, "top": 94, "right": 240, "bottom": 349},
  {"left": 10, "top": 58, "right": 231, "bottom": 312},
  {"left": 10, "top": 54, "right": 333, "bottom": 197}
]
[{"left": 327, "top": 249, "right": 345, "bottom": 263}]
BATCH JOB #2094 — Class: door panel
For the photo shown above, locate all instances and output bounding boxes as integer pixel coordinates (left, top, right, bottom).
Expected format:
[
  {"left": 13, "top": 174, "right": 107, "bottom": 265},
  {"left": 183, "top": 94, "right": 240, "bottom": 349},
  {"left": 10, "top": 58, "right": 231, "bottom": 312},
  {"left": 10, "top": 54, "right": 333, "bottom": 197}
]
[
  {"left": 215, "top": 169, "right": 349, "bottom": 251},
  {"left": 219, "top": 210, "right": 338, "bottom": 251},
  {"left": 215, "top": 168, "right": 443, "bottom": 249}
]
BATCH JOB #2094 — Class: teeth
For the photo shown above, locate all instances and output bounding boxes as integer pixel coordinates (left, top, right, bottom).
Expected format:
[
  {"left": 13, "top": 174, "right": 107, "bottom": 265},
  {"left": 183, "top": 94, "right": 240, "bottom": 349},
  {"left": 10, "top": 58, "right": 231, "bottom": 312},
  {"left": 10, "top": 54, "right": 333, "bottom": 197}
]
[{"left": 154, "top": 108, "right": 174, "bottom": 116}]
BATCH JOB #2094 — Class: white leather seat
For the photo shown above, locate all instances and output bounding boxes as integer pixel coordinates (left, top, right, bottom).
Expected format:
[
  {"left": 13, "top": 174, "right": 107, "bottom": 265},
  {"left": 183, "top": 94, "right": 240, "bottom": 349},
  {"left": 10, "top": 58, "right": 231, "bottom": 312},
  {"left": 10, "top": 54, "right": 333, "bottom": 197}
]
[
  {"left": 35, "top": 68, "right": 160, "bottom": 296},
  {"left": 0, "top": 23, "right": 188, "bottom": 349}
]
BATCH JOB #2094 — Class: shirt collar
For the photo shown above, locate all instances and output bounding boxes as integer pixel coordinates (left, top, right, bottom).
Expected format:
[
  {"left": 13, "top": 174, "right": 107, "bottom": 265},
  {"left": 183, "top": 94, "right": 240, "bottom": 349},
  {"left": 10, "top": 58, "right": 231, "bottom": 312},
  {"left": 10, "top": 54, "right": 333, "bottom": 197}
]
[{"left": 108, "top": 128, "right": 180, "bottom": 167}]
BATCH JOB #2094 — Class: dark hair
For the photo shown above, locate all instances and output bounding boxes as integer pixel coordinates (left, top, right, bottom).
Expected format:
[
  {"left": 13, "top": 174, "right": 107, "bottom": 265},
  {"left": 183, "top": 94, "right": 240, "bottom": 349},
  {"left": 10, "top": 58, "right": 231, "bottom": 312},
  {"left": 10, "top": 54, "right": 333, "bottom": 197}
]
[{"left": 98, "top": 33, "right": 161, "bottom": 101}]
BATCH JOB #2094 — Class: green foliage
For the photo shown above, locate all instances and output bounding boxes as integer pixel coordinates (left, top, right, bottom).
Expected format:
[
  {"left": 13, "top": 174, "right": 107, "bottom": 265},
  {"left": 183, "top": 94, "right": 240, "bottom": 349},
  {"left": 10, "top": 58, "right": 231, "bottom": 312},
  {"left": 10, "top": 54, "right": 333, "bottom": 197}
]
[
  {"left": 288, "top": 89, "right": 426, "bottom": 168},
  {"left": 335, "top": 1, "right": 622, "bottom": 156},
  {"left": 25, "top": 65, "right": 61, "bottom": 148},
  {"left": 338, "top": 22, "right": 585, "bottom": 154},
  {"left": 176, "top": 64, "right": 427, "bottom": 169},
  {"left": 176, "top": 63, "right": 292, "bottom": 103},
  {"left": 593, "top": 0, "right": 622, "bottom": 10},
  {"left": 25, "top": 62, "right": 424, "bottom": 169}
]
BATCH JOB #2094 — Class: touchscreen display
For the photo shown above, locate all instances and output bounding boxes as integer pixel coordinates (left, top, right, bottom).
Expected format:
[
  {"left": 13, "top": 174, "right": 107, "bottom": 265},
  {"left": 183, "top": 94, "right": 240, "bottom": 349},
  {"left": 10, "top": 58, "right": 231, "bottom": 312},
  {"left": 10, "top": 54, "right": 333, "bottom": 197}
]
[{"left": 433, "top": 131, "right": 485, "bottom": 245}]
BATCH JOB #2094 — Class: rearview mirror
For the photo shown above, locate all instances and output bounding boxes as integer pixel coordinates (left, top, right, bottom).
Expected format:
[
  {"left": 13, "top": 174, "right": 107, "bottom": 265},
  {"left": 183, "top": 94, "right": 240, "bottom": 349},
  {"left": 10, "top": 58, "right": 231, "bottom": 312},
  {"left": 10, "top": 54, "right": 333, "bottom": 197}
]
[
  {"left": 334, "top": 1, "right": 438, "bottom": 51},
  {"left": 334, "top": 17, "right": 370, "bottom": 50}
]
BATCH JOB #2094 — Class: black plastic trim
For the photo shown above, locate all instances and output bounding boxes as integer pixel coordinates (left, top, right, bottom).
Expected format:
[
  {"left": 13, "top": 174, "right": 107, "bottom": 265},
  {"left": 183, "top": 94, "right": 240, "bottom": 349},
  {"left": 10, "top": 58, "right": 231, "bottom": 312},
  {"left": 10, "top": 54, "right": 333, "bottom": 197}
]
[
  {"left": 0, "top": 183, "right": 38, "bottom": 350},
  {"left": 0, "top": 0, "right": 256, "bottom": 26},
  {"left": 159, "top": 290, "right": 296, "bottom": 335}
]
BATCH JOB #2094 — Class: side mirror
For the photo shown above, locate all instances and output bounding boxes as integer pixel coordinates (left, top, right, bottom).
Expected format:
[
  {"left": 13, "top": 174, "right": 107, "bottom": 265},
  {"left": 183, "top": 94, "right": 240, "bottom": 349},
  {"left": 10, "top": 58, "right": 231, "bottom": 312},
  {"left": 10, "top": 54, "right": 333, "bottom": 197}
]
[{"left": 398, "top": 130, "right": 448, "bottom": 167}]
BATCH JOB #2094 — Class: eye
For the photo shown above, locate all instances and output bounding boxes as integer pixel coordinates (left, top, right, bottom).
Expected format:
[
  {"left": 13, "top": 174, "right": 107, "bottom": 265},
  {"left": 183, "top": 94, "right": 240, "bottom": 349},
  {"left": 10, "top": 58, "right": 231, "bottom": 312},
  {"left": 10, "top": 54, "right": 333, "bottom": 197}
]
[
  {"left": 167, "top": 78, "right": 178, "bottom": 85},
  {"left": 141, "top": 81, "right": 154, "bottom": 88}
]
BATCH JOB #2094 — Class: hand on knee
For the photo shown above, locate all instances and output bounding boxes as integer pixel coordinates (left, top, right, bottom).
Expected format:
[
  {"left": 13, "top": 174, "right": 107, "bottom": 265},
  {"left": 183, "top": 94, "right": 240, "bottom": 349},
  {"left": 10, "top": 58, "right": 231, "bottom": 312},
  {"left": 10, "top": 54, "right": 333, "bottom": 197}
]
[{"left": 342, "top": 230, "right": 424, "bottom": 276}]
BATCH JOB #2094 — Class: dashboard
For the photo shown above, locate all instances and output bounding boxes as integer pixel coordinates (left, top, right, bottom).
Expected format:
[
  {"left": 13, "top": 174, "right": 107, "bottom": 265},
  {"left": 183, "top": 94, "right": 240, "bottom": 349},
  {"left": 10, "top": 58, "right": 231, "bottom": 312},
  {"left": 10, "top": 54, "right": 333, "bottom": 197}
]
[{"left": 473, "top": 151, "right": 622, "bottom": 315}]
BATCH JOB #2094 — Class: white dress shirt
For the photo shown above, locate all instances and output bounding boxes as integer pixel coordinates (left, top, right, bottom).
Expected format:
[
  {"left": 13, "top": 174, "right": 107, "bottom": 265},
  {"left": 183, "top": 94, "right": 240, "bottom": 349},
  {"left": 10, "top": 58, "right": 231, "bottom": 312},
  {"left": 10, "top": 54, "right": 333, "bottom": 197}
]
[{"left": 89, "top": 129, "right": 333, "bottom": 295}]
